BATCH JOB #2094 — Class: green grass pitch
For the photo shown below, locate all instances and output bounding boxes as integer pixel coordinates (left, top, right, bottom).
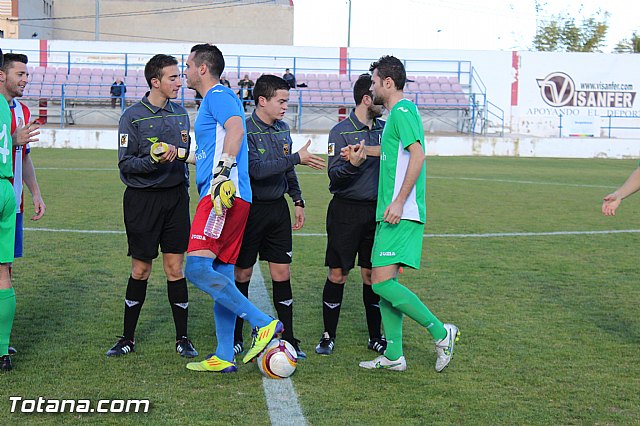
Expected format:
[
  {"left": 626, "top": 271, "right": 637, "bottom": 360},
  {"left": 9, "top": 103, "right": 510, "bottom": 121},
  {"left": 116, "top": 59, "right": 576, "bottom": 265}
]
[{"left": 3, "top": 149, "right": 640, "bottom": 424}]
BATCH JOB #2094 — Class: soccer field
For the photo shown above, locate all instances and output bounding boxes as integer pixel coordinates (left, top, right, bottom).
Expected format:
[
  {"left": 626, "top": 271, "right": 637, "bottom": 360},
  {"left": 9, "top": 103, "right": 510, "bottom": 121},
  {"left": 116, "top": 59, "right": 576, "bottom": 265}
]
[{"left": 3, "top": 149, "right": 640, "bottom": 425}]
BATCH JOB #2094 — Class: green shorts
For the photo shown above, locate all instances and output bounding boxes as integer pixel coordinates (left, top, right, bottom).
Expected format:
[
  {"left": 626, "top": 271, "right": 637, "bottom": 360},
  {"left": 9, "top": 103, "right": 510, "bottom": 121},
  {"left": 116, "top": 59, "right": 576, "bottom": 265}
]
[
  {"left": 371, "top": 220, "right": 424, "bottom": 269},
  {"left": 0, "top": 179, "right": 17, "bottom": 264}
]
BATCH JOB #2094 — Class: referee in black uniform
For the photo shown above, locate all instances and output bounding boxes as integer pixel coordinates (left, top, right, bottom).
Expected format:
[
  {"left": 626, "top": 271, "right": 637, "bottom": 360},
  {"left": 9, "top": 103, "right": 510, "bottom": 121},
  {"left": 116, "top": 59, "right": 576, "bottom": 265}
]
[
  {"left": 315, "top": 74, "right": 386, "bottom": 356},
  {"left": 233, "top": 75, "right": 325, "bottom": 359},
  {"left": 107, "top": 54, "right": 197, "bottom": 358}
]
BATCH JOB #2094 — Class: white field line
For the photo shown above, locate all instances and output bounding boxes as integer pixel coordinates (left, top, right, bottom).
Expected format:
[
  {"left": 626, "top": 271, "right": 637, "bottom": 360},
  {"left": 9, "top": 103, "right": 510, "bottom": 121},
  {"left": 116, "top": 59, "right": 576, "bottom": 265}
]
[
  {"left": 24, "top": 227, "right": 640, "bottom": 238},
  {"left": 36, "top": 168, "right": 616, "bottom": 190},
  {"left": 427, "top": 175, "right": 614, "bottom": 189},
  {"left": 248, "top": 265, "right": 307, "bottom": 426},
  {"left": 37, "top": 167, "right": 117, "bottom": 171}
]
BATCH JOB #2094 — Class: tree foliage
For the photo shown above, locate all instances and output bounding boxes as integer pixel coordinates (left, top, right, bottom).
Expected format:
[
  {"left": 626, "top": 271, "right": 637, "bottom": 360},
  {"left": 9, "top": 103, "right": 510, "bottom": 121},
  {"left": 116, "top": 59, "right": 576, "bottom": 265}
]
[
  {"left": 532, "top": 9, "right": 609, "bottom": 52},
  {"left": 614, "top": 32, "right": 640, "bottom": 53}
]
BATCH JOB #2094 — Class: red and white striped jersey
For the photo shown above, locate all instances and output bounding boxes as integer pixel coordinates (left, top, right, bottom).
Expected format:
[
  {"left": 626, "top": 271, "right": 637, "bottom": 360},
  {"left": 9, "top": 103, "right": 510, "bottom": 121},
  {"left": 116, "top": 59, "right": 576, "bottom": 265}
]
[{"left": 10, "top": 99, "right": 31, "bottom": 214}]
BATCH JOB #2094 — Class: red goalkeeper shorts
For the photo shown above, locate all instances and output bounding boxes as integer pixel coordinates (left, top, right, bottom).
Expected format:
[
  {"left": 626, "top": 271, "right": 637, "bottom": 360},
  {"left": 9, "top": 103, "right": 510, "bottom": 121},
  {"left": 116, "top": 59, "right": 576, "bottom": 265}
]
[{"left": 187, "top": 197, "right": 250, "bottom": 264}]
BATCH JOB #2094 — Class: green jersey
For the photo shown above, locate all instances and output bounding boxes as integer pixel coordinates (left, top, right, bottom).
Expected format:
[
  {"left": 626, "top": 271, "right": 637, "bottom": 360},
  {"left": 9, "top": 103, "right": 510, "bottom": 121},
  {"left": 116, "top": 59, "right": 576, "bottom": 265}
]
[
  {"left": 0, "top": 96, "right": 12, "bottom": 179},
  {"left": 376, "top": 98, "right": 426, "bottom": 223}
]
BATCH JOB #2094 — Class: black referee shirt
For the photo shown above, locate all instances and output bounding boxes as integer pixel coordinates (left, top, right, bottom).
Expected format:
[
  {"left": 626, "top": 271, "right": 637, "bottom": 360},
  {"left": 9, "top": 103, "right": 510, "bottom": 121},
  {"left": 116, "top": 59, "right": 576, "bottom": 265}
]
[
  {"left": 245, "top": 111, "right": 302, "bottom": 203},
  {"left": 117, "top": 94, "right": 190, "bottom": 189},
  {"left": 327, "top": 110, "right": 384, "bottom": 201}
]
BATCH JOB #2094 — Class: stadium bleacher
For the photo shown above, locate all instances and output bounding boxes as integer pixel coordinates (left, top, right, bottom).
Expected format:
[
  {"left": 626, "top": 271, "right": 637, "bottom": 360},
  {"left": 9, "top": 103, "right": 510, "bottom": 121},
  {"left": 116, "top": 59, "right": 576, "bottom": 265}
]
[{"left": 25, "top": 66, "right": 471, "bottom": 109}]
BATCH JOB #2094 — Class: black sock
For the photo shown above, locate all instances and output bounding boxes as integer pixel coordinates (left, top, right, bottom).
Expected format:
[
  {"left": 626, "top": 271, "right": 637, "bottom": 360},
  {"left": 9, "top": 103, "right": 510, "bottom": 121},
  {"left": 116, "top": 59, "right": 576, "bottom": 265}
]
[
  {"left": 363, "top": 283, "right": 382, "bottom": 340},
  {"left": 168, "top": 278, "right": 189, "bottom": 340},
  {"left": 272, "top": 279, "right": 294, "bottom": 342},
  {"left": 322, "top": 279, "right": 344, "bottom": 338},
  {"left": 234, "top": 280, "right": 250, "bottom": 343},
  {"left": 123, "top": 277, "right": 147, "bottom": 340}
]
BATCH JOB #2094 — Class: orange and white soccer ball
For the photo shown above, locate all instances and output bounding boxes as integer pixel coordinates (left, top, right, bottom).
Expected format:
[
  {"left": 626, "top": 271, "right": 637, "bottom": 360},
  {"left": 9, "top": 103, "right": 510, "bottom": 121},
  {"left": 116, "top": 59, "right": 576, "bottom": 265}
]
[{"left": 257, "top": 339, "right": 298, "bottom": 379}]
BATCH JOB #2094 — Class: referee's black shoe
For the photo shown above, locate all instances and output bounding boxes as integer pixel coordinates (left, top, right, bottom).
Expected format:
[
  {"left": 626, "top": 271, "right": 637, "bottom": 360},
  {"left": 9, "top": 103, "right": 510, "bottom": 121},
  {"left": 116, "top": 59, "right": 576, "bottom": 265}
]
[
  {"left": 367, "top": 336, "right": 387, "bottom": 354},
  {"left": 315, "top": 332, "right": 335, "bottom": 356},
  {"left": 8, "top": 346, "right": 16, "bottom": 355},
  {"left": 106, "top": 336, "right": 135, "bottom": 357},
  {"left": 233, "top": 340, "right": 244, "bottom": 356},
  {"left": 290, "top": 338, "right": 307, "bottom": 360},
  {"left": 176, "top": 337, "right": 198, "bottom": 358},
  {"left": 1, "top": 355, "right": 13, "bottom": 371}
]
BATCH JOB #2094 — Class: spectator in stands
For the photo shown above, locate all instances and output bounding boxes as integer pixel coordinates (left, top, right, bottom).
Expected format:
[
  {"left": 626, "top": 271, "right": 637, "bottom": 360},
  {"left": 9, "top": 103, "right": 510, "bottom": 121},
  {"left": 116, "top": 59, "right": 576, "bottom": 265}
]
[
  {"left": 315, "top": 73, "right": 386, "bottom": 357},
  {"left": 232, "top": 74, "right": 325, "bottom": 360},
  {"left": 220, "top": 75, "right": 231, "bottom": 89},
  {"left": 283, "top": 68, "right": 296, "bottom": 89},
  {"left": 110, "top": 77, "right": 126, "bottom": 109},
  {"left": 237, "top": 74, "right": 254, "bottom": 111}
]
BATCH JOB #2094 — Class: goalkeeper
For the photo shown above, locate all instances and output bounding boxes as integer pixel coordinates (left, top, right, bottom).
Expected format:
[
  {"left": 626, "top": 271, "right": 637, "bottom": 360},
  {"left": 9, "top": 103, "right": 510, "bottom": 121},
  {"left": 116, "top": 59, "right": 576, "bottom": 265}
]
[
  {"left": 182, "top": 44, "right": 281, "bottom": 374},
  {"left": 108, "top": 54, "right": 197, "bottom": 359}
]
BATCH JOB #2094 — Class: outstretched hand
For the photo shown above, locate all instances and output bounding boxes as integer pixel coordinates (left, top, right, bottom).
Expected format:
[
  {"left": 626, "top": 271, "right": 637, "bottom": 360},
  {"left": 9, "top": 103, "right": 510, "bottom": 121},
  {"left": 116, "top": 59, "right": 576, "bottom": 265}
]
[
  {"left": 297, "top": 140, "right": 325, "bottom": 170},
  {"left": 602, "top": 193, "right": 622, "bottom": 216}
]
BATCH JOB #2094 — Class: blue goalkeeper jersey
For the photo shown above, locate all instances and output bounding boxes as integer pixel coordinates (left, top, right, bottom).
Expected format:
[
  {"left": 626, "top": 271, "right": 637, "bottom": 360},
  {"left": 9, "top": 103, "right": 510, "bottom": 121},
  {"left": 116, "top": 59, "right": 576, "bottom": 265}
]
[{"left": 193, "top": 83, "right": 252, "bottom": 202}]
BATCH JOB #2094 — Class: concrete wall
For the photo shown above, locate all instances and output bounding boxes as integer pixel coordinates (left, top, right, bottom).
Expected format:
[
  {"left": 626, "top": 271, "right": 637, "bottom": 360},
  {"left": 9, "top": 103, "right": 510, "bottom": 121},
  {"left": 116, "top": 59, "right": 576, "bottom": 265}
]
[
  {"left": 50, "top": 0, "right": 293, "bottom": 45},
  {"left": 18, "top": 0, "right": 54, "bottom": 40},
  {"left": 35, "top": 128, "right": 640, "bottom": 160}
]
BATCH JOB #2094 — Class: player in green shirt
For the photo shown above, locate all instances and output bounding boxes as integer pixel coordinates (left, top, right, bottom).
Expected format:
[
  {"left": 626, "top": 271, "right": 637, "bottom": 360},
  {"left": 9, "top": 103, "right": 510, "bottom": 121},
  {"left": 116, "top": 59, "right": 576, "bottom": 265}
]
[
  {"left": 358, "top": 55, "right": 459, "bottom": 372},
  {"left": 0, "top": 48, "right": 18, "bottom": 371}
]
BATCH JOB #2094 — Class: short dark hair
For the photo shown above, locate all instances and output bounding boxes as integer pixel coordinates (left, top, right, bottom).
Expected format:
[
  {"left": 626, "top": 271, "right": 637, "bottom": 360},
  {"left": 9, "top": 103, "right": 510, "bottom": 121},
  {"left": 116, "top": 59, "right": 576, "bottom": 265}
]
[
  {"left": 253, "top": 74, "right": 290, "bottom": 105},
  {"left": 144, "top": 54, "right": 178, "bottom": 88},
  {"left": 369, "top": 55, "right": 406, "bottom": 90},
  {"left": 190, "top": 44, "right": 225, "bottom": 79},
  {"left": 1, "top": 53, "right": 28, "bottom": 72},
  {"left": 353, "top": 73, "right": 372, "bottom": 106}
]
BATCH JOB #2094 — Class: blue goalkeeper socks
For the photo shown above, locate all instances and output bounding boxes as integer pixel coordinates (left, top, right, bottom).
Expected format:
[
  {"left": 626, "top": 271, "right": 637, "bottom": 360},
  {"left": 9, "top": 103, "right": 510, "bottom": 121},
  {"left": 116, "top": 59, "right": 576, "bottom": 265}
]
[{"left": 185, "top": 256, "right": 271, "bottom": 329}]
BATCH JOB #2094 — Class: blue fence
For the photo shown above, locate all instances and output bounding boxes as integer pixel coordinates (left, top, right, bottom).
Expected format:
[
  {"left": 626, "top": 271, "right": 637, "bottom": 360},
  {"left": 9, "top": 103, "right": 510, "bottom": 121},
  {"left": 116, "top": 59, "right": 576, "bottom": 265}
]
[{"left": 6, "top": 47, "right": 502, "bottom": 134}]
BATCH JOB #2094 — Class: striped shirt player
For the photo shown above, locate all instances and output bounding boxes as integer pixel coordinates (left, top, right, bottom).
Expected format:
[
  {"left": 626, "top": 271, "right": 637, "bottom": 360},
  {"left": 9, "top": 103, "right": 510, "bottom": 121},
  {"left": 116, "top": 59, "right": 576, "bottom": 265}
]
[
  {"left": 183, "top": 44, "right": 279, "bottom": 373},
  {"left": 10, "top": 99, "right": 44, "bottom": 258}
]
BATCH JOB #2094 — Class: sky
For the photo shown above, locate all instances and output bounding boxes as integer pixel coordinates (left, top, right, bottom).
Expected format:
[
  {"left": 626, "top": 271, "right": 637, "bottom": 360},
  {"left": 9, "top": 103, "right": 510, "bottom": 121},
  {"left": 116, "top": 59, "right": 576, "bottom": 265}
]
[{"left": 293, "top": 0, "right": 640, "bottom": 52}]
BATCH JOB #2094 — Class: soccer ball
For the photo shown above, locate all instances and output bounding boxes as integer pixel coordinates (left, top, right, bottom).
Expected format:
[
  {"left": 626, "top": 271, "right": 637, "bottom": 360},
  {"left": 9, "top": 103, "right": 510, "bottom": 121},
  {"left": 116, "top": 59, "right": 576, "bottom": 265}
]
[{"left": 257, "top": 339, "right": 298, "bottom": 379}]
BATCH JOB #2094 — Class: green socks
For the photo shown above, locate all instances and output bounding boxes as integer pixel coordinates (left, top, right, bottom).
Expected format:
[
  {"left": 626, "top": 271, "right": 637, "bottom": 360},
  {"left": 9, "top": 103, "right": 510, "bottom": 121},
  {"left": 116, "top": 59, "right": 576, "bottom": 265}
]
[
  {"left": 0, "top": 287, "right": 16, "bottom": 356},
  {"left": 372, "top": 278, "right": 446, "bottom": 360}
]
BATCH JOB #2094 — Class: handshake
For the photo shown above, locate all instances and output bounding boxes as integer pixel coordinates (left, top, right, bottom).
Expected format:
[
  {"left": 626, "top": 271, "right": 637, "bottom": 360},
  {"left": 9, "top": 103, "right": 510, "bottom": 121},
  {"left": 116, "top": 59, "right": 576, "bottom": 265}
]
[{"left": 340, "top": 140, "right": 367, "bottom": 167}]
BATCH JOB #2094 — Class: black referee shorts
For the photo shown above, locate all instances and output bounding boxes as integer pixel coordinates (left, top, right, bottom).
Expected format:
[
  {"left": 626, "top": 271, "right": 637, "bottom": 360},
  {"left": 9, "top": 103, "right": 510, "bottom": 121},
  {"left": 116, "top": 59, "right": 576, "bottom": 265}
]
[
  {"left": 325, "top": 196, "right": 376, "bottom": 271},
  {"left": 236, "top": 197, "right": 293, "bottom": 268},
  {"left": 123, "top": 185, "right": 190, "bottom": 262}
]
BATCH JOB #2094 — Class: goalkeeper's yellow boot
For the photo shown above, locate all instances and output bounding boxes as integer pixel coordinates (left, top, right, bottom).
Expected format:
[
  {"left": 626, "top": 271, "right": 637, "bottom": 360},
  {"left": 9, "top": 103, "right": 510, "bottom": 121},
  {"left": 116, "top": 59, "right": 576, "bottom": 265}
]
[
  {"left": 242, "top": 319, "right": 284, "bottom": 364},
  {"left": 186, "top": 354, "right": 237, "bottom": 373}
]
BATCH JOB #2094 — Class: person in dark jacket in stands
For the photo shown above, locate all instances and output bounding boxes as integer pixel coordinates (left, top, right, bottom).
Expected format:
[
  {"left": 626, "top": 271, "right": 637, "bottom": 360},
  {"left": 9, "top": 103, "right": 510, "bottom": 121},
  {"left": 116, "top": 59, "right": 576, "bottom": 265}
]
[
  {"left": 237, "top": 74, "right": 254, "bottom": 111},
  {"left": 283, "top": 68, "right": 296, "bottom": 89},
  {"left": 220, "top": 75, "right": 231, "bottom": 89},
  {"left": 110, "top": 77, "right": 126, "bottom": 108}
]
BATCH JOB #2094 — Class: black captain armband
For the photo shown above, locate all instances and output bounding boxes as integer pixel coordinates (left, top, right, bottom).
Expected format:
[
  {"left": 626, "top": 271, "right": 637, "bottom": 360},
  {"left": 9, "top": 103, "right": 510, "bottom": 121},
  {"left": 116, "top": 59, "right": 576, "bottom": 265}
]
[{"left": 294, "top": 199, "right": 305, "bottom": 208}]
